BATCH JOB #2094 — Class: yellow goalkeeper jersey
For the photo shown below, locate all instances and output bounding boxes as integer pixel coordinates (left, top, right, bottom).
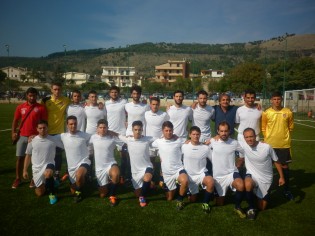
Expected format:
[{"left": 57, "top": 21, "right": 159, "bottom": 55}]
[
  {"left": 42, "top": 96, "right": 71, "bottom": 134},
  {"left": 261, "top": 107, "right": 294, "bottom": 148}
]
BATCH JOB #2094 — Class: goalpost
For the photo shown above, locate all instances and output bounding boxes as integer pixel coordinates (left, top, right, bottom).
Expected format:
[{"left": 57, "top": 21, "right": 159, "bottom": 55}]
[{"left": 284, "top": 88, "right": 315, "bottom": 120}]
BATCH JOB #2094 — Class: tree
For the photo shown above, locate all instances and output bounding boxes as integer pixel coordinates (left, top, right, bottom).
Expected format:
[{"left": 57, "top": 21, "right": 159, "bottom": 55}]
[
  {"left": 0, "top": 71, "right": 7, "bottom": 82},
  {"left": 142, "top": 80, "right": 166, "bottom": 93},
  {"left": 224, "top": 62, "right": 265, "bottom": 94},
  {"left": 171, "top": 77, "right": 192, "bottom": 92}
]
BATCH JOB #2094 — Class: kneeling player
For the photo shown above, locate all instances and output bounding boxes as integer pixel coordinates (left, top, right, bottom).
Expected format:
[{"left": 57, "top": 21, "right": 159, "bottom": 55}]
[
  {"left": 209, "top": 121, "right": 246, "bottom": 218},
  {"left": 89, "top": 119, "right": 121, "bottom": 206},
  {"left": 118, "top": 121, "right": 154, "bottom": 207},
  {"left": 151, "top": 121, "right": 189, "bottom": 210},
  {"left": 60, "top": 116, "right": 91, "bottom": 203},
  {"left": 240, "top": 128, "right": 285, "bottom": 220},
  {"left": 182, "top": 126, "right": 215, "bottom": 213},
  {"left": 23, "top": 120, "right": 58, "bottom": 204}
]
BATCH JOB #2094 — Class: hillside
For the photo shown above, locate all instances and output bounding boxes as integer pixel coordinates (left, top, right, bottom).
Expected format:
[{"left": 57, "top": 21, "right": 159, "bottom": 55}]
[{"left": 1, "top": 34, "right": 314, "bottom": 78}]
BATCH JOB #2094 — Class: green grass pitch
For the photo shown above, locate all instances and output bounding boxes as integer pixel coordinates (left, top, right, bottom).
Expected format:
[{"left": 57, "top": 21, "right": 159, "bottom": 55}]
[{"left": 0, "top": 104, "right": 314, "bottom": 235}]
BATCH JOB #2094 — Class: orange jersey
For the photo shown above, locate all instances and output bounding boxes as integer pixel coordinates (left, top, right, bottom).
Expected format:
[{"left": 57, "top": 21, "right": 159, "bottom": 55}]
[{"left": 261, "top": 107, "right": 294, "bottom": 148}]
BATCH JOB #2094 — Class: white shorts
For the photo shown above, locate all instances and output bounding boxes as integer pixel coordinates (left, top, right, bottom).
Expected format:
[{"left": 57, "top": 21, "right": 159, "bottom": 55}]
[
  {"left": 131, "top": 169, "right": 147, "bottom": 190},
  {"left": 32, "top": 163, "right": 54, "bottom": 187},
  {"left": 214, "top": 172, "right": 236, "bottom": 196},
  {"left": 68, "top": 162, "right": 90, "bottom": 184},
  {"left": 95, "top": 163, "right": 117, "bottom": 187},
  {"left": 247, "top": 175, "right": 271, "bottom": 199},
  {"left": 188, "top": 173, "right": 206, "bottom": 195},
  {"left": 164, "top": 168, "right": 185, "bottom": 191}
]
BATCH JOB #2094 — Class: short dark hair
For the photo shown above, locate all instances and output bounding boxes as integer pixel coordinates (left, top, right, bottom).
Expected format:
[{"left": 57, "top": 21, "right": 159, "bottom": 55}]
[
  {"left": 51, "top": 82, "right": 62, "bottom": 88},
  {"left": 72, "top": 90, "right": 81, "bottom": 96},
  {"left": 243, "top": 127, "right": 256, "bottom": 136},
  {"left": 130, "top": 85, "right": 142, "bottom": 95},
  {"left": 132, "top": 120, "right": 143, "bottom": 128},
  {"left": 26, "top": 87, "right": 38, "bottom": 95},
  {"left": 244, "top": 89, "right": 256, "bottom": 97},
  {"left": 109, "top": 85, "right": 120, "bottom": 93},
  {"left": 66, "top": 115, "right": 77, "bottom": 123},
  {"left": 173, "top": 90, "right": 184, "bottom": 97},
  {"left": 97, "top": 119, "right": 108, "bottom": 127},
  {"left": 37, "top": 120, "right": 48, "bottom": 126},
  {"left": 271, "top": 91, "right": 282, "bottom": 98},
  {"left": 162, "top": 121, "right": 173, "bottom": 130},
  {"left": 88, "top": 90, "right": 97, "bottom": 96},
  {"left": 218, "top": 121, "right": 230, "bottom": 131},
  {"left": 197, "top": 90, "right": 208, "bottom": 97},
  {"left": 150, "top": 97, "right": 160, "bottom": 103},
  {"left": 190, "top": 126, "right": 201, "bottom": 134}
]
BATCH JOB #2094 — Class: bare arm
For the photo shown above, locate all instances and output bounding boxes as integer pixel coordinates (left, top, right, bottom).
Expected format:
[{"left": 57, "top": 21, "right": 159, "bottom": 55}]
[
  {"left": 11, "top": 118, "right": 19, "bottom": 141},
  {"left": 23, "top": 154, "right": 32, "bottom": 179}
]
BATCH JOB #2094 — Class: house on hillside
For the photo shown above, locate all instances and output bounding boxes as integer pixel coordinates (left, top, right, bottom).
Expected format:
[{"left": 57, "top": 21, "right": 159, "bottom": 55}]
[
  {"left": 63, "top": 72, "right": 90, "bottom": 85},
  {"left": 101, "top": 66, "right": 140, "bottom": 87},
  {"left": 154, "top": 59, "right": 190, "bottom": 82},
  {"left": 201, "top": 69, "right": 225, "bottom": 80},
  {"left": 0, "top": 66, "right": 27, "bottom": 81}
]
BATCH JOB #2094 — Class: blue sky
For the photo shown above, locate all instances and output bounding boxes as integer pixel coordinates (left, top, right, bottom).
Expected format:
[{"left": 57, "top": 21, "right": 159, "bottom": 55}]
[{"left": 1, "top": 0, "right": 315, "bottom": 57}]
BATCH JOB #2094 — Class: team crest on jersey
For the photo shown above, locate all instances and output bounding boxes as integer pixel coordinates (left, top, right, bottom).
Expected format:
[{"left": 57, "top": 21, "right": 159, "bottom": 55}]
[
  {"left": 34, "top": 107, "right": 39, "bottom": 112},
  {"left": 283, "top": 114, "right": 287, "bottom": 118},
  {"left": 21, "top": 108, "right": 27, "bottom": 114}
]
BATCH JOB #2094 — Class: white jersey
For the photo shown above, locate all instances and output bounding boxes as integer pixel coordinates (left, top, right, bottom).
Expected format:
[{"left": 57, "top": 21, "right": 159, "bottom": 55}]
[
  {"left": 60, "top": 131, "right": 91, "bottom": 171},
  {"left": 118, "top": 135, "right": 154, "bottom": 174},
  {"left": 167, "top": 105, "right": 192, "bottom": 138},
  {"left": 239, "top": 141, "right": 278, "bottom": 184},
  {"left": 89, "top": 134, "right": 123, "bottom": 171},
  {"left": 145, "top": 110, "right": 169, "bottom": 138},
  {"left": 151, "top": 138, "right": 184, "bottom": 176},
  {"left": 66, "top": 104, "right": 86, "bottom": 132},
  {"left": 192, "top": 104, "right": 215, "bottom": 142},
  {"left": 182, "top": 143, "right": 211, "bottom": 177},
  {"left": 209, "top": 138, "right": 244, "bottom": 178},
  {"left": 85, "top": 105, "right": 107, "bottom": 134},
  {"left": 125, "top": 102, "right": 150, "bottom": 136},
  {"left": 25, "top": 135, "right": 61, "bottom": 172},
  {"left": 105, "top": 98, "right": 127, "bottom": 135},
  {"left": 235, "top": 105, "right": 262, "bottom": 140}
]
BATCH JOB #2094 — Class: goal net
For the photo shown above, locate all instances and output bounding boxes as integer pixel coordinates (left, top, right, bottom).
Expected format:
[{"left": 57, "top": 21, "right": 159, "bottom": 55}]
[{"left": 284, "top": 88, "right": 315, "bottom": 120}]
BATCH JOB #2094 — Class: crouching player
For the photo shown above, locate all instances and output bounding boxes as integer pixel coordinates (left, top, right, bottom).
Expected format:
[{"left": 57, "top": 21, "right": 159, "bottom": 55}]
[
  {"left": 89, "top": 119, "right": 121, "bottom": 206},
  {"left": 61, "top": 116, "right": 91, "bottom": 203},
  {"left": 151, "top": 121, "right": 189, "bottom": 210},
  {"left": 118, "top": 121, "right": 154, "bottom": 207},
  {"left": 182, "top": 126, "right": 215, "bottom": 213},
  {"left": 23, "top": 120, "right": 58, "bottom": 204},
  {"left": 240, "top": 128, "right": 285, "bottom": 220},
  {"left": 209, "top": 121, "right": 246, "bottom": 218}
]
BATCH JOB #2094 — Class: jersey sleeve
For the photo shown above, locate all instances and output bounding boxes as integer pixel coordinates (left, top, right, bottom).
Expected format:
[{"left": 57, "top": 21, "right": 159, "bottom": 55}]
[
  {"left": 236, "top": 141, "right": 245, "bottom": 158},
  {"left": 235, "top": 108, "right": 240, "bottom": 124},
  {"left": 151, "top": 139, "right": 159, "bottom": 148},
  {"left": 288, "top": 111, "right": 294, "bottom": 132},
  {"left": 25, "top": 142, "right": 33, "bottom": 155},
  {"left": 51, "top": 134, "right": 64, "bottom": 149},
  {"left": 261, "top": 111, "right": 267, "bottom": 136},
  {"left": 269, "top": 145, "right": 279, "bottom": 162},
  {"left": 118, "top": 134, "right": 128, "bottom": 143}
]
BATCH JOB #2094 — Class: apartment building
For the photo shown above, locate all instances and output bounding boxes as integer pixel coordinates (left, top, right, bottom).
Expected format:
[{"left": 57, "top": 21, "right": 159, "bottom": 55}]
[
  {"left": 101, "top": 66, "right": 140, "bottom": 87},
  {"left": 63, "top": 72, "right": 90, "bottom": 85},
  {"left": 154, "top": 59, "right": 190, "bottom": 82},
  {"left": 1, "top": 66, "right": 27, "bottom": 81},
  {"left": 201, "top": 69, "right": 225, "bottom": 79}
]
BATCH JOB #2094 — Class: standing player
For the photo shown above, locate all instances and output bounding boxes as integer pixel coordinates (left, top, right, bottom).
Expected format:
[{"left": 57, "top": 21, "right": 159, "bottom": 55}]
[
  {"left": 145, "top": 97, "right": 169, "bottom": 183},
  {"left": 89, "top": 119, "right": 121, "bottom": 206},
  {"left": 240, "top": 128, "right": 285, "bottom": 220},
  {"left": 22, "top": 120, "right": 58, "bottom": 204},
  {"left": 235, "top": 89, "right": 262, "bottom": 142},
  {"left": 212, "top": 93, "right": 238, "bottom": 137},
  {"left": 182, "top": 126, "right": 215, "bottom": 213},
  {"left": 209, "top": 121, "right": 246, "bottom": 218},
  {"left": 42, "top": 82, "right": 71, "bottom": 184},
  {"left": 167, "top": 90, "right": 193, "bottom": 141},
  {"left": 152, "top": 121, "right": 189, "bottom": 210},
  {"left": 105, "top": 86, "right": 128, "bottom": 184},
  {"left": 262, "top": 91, "right": 294, "bottom": 200},
  {"left": 85, "top": 90, "right": 107, "bottom": 135},
  {"left": 192, "top": 90, "right": 215, "bottom": 143},
  {"left": 60, "top": 116, "right": 91, "bottom": 203},
  {"left": 124, "top": 85, "right": 150, "bottom": 183},
  {"left": 118, "top": 121, "right": 154, "bottom": 207},
  {"left": 11, "top": 87, "right": 47, "bottom": 188},
  {"left": 66, "top": 90, "right": 86, "bottom": 132}
]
